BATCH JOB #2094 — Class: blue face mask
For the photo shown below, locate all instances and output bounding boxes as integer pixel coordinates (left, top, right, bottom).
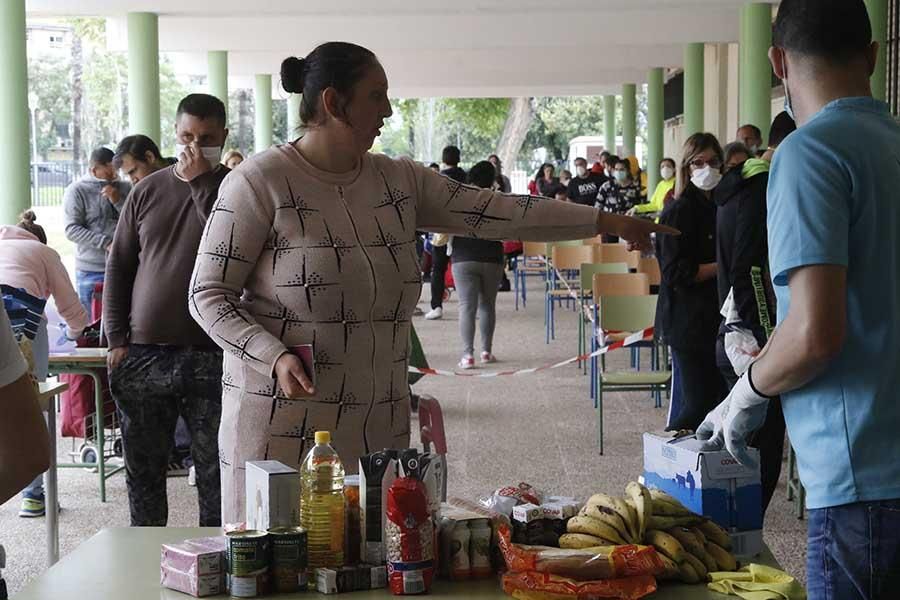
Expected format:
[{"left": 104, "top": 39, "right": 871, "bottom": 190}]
[{"left": 783, "top": 80, "right": 795, "bottom": 122}]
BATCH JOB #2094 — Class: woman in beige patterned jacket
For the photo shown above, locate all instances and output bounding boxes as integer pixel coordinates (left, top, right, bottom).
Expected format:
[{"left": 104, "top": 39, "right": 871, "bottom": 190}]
[{"left": 189, "top": 42, "right": 674, "bottom": 522}]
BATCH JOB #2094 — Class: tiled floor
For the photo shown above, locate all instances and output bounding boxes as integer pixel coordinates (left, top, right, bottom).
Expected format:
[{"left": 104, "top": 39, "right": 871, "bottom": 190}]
[{"left": 0, "top": 276, "right": 807, "bottom": 595}]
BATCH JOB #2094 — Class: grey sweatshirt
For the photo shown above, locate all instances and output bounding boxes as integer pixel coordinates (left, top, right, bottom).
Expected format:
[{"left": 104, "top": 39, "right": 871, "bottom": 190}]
[{"left": 63, "top": 175, "right": 131, "bottom": 273}]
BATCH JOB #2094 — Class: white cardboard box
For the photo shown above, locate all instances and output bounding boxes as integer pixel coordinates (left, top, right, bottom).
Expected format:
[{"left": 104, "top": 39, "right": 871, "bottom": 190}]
[
  {"left": 245, "top": 460, "right": 300, "bottom": 530},
  {"left": 642, "top": 432, "right": 763, "bottom": 557}
]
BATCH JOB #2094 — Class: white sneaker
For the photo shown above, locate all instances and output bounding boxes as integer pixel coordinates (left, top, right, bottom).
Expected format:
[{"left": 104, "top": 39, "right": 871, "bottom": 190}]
[
  {"left": 458, "top": 355, "right": 475, "bottom": 370},
  {"left": 424, "top": 307, "right": 443, "bottom": 320},
  {"left": 187, "top": 465, "right": 196, "bottom": 487},
  {"left": 481, "top": 352, "right": 497, "bottom": 364}
]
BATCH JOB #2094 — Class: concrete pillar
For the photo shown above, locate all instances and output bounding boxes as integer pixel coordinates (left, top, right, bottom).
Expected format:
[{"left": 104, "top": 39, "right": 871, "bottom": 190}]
[
  {"left": 603, "top": 94, "right": 617, "bottom": 154},
  {"left": 254, "top": 74, "right": 273, "bottom": 153},
  {"left": 683, "top": 43, "right": 705, "bottom": 136},
  {"left": 865, "top": 0, "right": 888, "bottom": 101},
  {"left": 127, "top": 12, "right": 161, "bottom": 144},
  {"left": 287, "top": 93, "right": 302, "bottom": 141},
  {"left": 740, "top": 3, "right": 773, "bottom": 144},
  {"left": 647, "top": 68, "right": 664, "bottom": 194},
  {"left": 0, "top": 0, "right": 29, "bottom": 224},
  {"left": 207, "top": 51, "right": 228, "bottom": 115},
  {"left": 621, "top": 84, "right": 637, "bottom": 158}
]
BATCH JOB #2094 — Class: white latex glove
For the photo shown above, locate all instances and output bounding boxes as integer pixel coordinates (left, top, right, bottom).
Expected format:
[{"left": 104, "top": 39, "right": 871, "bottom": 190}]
[
  {"left": 64, "top": 326, "right": 83, "bottom": 341},
  {"left": 698, "top": 368, "right": 769, "bottom": 468}
]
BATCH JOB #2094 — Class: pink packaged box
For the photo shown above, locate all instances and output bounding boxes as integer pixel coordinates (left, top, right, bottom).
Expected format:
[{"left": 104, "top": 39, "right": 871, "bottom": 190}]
[{"left": 160, "top": 537, "right": 227, "bottom": 597}]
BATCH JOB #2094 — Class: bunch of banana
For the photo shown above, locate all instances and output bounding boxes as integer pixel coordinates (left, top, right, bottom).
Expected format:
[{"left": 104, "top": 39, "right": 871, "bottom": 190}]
[
  {"left": 643, "top": 524, "right": 738, "bottom": 583},
  {"left": 563, "top": 492, "right": 641, "bottom": 548}
]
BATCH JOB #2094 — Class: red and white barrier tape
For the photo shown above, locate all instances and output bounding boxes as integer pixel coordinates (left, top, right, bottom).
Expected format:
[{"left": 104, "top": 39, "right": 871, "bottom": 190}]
[{"left": 407, "top": 327, "right": 654, "bottom": 377}]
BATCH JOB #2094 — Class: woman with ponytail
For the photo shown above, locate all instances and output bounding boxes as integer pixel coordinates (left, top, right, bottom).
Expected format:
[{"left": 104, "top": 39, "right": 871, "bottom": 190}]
[{"left": 188, "top": 41, "right": 677, "bottom": 522}]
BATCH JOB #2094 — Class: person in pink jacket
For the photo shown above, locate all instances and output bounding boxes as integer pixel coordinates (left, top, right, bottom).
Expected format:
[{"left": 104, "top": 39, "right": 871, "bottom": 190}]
[{"left": 0, "top": 210, "right": 88, "bottom": 518}]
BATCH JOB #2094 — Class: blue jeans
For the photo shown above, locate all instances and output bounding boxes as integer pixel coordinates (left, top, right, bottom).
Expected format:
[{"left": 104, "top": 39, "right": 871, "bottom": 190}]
[
  {"left": 807, "top": 498, "right": 900, "bottom": 600},
  {"left": 75, "top": 270, "right": 104, "bottom": 315}
]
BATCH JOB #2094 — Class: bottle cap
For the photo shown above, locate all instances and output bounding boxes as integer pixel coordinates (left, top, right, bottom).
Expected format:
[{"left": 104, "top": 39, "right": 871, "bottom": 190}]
[{"left": 315, "top": 431, "right": 331, "bottom": 445}]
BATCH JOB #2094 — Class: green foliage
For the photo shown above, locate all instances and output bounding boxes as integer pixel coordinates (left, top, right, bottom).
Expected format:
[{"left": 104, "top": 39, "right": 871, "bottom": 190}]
[
  {"left": 27, "top": 54, "right": 73, "bottom": 159},
  {"left": 158, "top": 57, "right": 191, "bottom": 156}
]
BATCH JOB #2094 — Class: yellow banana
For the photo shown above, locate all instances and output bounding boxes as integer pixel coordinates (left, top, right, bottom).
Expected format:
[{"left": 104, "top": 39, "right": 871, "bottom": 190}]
[
  {"left": 666, "top": 527, "right": 705, "bottom": 558},
  {"left": 678, "top": 560, "right": 700, "bottom": 584},
  {"left": 586, "top": 494, "right": 638, "bottom": 541},
  {"left": 697, "top": 520, "right": 732, "bottom": 550},
  {"left": 647, "top": 514, "right": 704, "bottom": 530},
  {"left": 656, "top": 553, "right": 681, "bottom": 580},
  {"left": 559, "top": 533, "right": 617, "bottom": 549},
  {"left": 625, "top": 481, "right": 652, "bottom": 541},
  {"left": 579, "top": 504, "right": 633, "bottom": 543},
  {"left": 690, "top": 527, "right": 707, "bottom": 545},
  {"left": 644, "top": 529, "right": 686, "bottom": 564},
  {"left": 705, "top": 541, "right": 738, "bottom": 572},
  {"left": 682, "top": 551, "right": 708, "bottom": 580},
  {"left": 567, "top": 516, "right": 629, "bottom": 545}
]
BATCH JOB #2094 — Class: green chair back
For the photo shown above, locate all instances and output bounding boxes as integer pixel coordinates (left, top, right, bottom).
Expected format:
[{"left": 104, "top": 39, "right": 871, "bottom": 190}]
[
  {"left": 580, "top": 263, "right": 629, "bottom": 292},
  {"left": 599, "top": 295, "right": 658, "bottom": 332}
]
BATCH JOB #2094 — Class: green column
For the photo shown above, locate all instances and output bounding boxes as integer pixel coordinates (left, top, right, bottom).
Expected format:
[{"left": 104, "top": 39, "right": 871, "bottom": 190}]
[
  {"left": 254, "top": 74, "right": 273, "bottom": 153},
  {"left": 647, "top": 68, "right": 664, "bottom": 194},
  {"left": 0, "top": 0, "right": 29, "bottom": 224},
  {"left": 740, "top": 3, "right": 773, "bottom": 144},
  {"left": 683, "top": 42, "right": 705, "bottom": 136},
  {"left": 603, "top": 94, "right": 616, "bottom": 154},
  {"left": 127, "top": 12, "right": 160, "bottom": 145},
  {"left": 287, "top": 93, "right": 302, "bottom": 140},
  {"left": 621, "top": 83, "right": 637, "bottom": 157},
  {"left": 207, "top": 51, "right": 228, "bottom": 114},
  {"left": 865, "top": 0, "right": 888, "bottom": 101}
]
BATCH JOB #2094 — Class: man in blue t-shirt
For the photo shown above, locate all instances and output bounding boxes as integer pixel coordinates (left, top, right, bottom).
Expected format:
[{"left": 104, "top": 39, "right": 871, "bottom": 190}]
[{"left": 696, "top": 1, "right": 900, "bottom": 596}]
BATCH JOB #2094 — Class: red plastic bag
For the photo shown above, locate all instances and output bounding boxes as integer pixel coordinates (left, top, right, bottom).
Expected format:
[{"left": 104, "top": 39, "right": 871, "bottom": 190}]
[
  {"left": 386, "top": 477, "right": 434, "bottom": 595},
  {"left": 502, "top": 571, "right": 658, "bottom": 600}
]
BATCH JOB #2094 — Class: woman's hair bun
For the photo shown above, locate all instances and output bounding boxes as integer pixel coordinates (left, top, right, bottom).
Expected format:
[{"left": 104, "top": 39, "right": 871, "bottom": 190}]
[
  {"left": 280, "top": 56, "right": 306, "bottom": 94},
  {"left": 18, "top": 210, "right": 37, "bottom": 224}
]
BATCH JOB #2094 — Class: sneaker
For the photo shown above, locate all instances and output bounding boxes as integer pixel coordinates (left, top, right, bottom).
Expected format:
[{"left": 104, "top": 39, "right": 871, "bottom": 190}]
[
  {"left": 424, "top": 307, "right": 443, "bottom": 320},
  {"left": 19, "top": 496, "right": 45, "bottom": 518},
  {"left": 481, "top": 352, "right": 497, "bottom": 364},
  {"left": 458, "top": 355, "right": 475, "bottom": 370},
  {"left": 187, "top": 465, "right": 197, "bottom": 487},
  {"left": 167, "top": 460, "right": 189, "bottom": 478}
]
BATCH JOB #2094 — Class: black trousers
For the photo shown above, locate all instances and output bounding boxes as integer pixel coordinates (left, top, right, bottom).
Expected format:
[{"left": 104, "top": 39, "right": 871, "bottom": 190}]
[
  {"left": 430, "top": 244, "right": 450, "bottom": 309},
  {"left": 667, "top": 344, "right": 729, "bottom": 432},
  {"left": 110, "top": 344, "right": 223, "bottom": 526},
  {"left": 716, "top": 338, "right": 786, "bottom": 516}
]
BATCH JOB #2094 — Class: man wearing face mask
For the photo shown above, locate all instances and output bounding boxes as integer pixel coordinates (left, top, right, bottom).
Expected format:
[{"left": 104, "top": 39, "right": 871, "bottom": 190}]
[
  {"left": 596, "top": 158, "right": 643, "bottom": 242},
  {"left": 63, "top": 147, "right": 132, "bottom": 312},
  {"left": 103, "top": 93, "right": 229, "bottom": 527},
  {"left": 735, "top": 124, "right": 763, "bottom": 158},
  {"left": 567, "top": 156, "right": 606, "bottom": 206},
  {"left": 697, "top": 1, "right": 900, "bottom": 595}
]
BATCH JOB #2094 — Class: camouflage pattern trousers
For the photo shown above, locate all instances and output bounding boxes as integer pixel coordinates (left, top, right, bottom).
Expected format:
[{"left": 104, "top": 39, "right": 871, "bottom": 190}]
[{"left": 109, "top": 344, "right": 223, "bottom": 526}]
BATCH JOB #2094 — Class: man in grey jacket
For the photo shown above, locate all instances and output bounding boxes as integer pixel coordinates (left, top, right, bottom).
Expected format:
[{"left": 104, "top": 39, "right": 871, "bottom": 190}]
[{"left": 63, "top": 147, "right": 132, "bottom": 313}]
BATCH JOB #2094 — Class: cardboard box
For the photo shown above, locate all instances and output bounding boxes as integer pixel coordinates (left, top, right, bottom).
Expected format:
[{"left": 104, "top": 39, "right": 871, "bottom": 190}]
[
  {"left": 245, "top": 460, "right": 300, "bottom": 531},
  {"left": 511, "top": 503, "right": 543, "bottom": 524},
  {"left": 160, "top": 537, "right": 227, "bottom": 597},
  {"left": 642, "top": 432, "right": 763, "bottom": 556}
]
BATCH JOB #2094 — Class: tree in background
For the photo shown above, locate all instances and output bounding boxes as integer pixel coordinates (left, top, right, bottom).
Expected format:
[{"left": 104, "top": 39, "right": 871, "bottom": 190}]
[{"left": 27, "top": 54, "right": 72, "bottom": 160}]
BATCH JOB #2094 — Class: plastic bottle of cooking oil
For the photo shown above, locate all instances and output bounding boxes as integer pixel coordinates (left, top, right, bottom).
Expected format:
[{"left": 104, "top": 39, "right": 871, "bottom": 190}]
[{"left": 300, "top": 431, "right": 345, "bottom": 570}]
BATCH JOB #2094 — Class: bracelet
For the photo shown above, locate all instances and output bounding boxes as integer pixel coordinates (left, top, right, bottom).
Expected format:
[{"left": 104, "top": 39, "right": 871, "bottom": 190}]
[{"left": 746, "top": 363, "right": 773, "bottom": 399}]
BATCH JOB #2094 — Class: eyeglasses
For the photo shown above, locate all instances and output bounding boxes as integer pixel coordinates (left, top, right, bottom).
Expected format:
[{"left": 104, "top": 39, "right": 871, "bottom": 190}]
[{"left": 690, "top": 158, "right": 722, "bottom": 169}]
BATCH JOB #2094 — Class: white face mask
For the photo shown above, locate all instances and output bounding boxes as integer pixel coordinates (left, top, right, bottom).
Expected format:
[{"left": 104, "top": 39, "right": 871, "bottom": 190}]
[
  {"left": 660, "top": 166, "right": 675, "bottom": 181},
  {"left": 613, "top": 170, "right": 628, "bottom": 184},
  {"left": 576, "top": 166, "right": 588, "bottom": 178},
  {"left": 691, "top": 165, "right": 722, "bottom": 191},
  {"left": 175, "top": 143, "right": 223, "bottom": 165}
]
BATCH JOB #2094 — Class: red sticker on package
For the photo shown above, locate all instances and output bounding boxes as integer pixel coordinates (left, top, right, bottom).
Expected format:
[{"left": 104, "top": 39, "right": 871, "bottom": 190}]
[{"left": 386, "top": 477, "right": 434, "bottom": 595}]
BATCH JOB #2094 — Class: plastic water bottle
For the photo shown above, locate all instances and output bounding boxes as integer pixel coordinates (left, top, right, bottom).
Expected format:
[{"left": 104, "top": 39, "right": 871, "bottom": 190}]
[{"left": 300, "top": 431, "right": 345, "bottom": 570}]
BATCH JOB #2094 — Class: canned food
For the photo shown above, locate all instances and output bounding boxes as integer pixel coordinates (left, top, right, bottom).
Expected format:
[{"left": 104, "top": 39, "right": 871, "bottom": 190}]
[
  {"left": 229, "top": 573, "right": 268, "bottom": 598},
  {"left": 227, "top": 530, "right": 270, "bottom": 578},
  {"left": 269, "top": 526, "right": 309, "bottom": 592}
]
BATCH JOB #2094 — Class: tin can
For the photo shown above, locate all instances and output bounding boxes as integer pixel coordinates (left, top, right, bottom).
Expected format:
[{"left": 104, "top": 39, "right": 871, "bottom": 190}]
[
  {"left": 227, "top": 530, "right": 270, "bottom": 578},
  {"left": 269, "top": 526, "right": 309, "bottom": 592},
  {"left": 229, "top": 574, "right": 267, "bottom": 598}
]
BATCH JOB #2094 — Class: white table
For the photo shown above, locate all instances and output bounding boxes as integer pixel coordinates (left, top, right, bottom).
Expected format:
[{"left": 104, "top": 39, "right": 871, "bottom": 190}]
[
  {"left": 36, "top": 381, "right": 68, "bottom": 567},
  {"left": 15, "top": 527, "right": 786, "bottom": 599}
]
